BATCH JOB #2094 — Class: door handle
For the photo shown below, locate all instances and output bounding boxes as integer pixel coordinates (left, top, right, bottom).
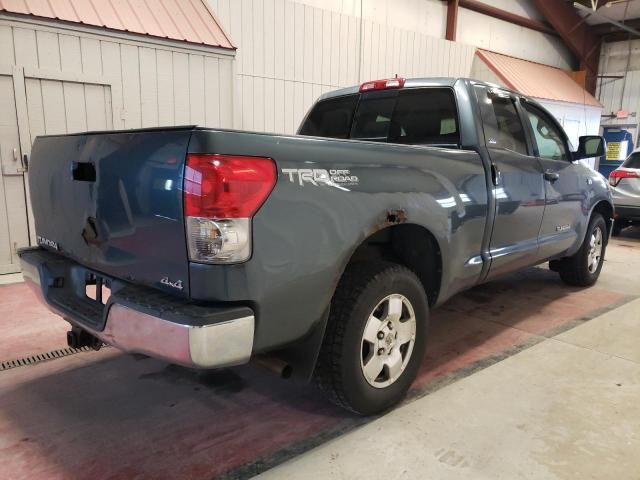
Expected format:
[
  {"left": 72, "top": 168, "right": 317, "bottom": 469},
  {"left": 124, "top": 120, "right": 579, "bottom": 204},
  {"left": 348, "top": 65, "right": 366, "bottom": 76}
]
[{"left": 544, "top": 170, "right": 559, "bottom": 182}]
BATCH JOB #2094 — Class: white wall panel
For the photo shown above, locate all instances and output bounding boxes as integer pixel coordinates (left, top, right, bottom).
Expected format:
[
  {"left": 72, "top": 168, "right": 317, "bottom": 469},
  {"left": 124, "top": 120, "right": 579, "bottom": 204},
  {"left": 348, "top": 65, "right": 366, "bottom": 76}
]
[
  {"left": 204, "top": 56, "right": 221, "bottom": 126},
  {"left": 457, "top": 9, "right": 571, "bottom": 70},
  {"left": 140, "top": 47, "right": 158, "bottom": 127},
  {"left": 215, "top": 0, "right": 475, "bottom": 134},
  {"left": 598, "top": 41, "right": 640, "bottom": 134},
  {"left": 0, "top": 25, "right": 14, "bottom": 63},
  {"left": 0, "top": 74, "right": 27, "bottom": 272},
  {"left": 597, "top": 69, "right": 640, "bottom": 129},
  {"left": 4, "top": 18, "right": 233, "bottom": 130}
]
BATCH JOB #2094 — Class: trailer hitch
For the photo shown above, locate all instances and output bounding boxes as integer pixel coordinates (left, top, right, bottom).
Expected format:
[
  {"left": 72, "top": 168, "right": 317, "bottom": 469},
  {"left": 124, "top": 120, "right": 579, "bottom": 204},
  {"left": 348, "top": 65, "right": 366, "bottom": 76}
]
[{"left": 66, "top": 327, "right": 103, "bottom": 351}]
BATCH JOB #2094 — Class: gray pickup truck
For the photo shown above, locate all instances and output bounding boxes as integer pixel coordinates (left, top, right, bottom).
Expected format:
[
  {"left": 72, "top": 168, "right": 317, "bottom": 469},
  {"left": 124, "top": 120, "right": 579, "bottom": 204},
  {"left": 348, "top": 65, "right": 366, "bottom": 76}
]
[{"left": 20, "top": 77, "right": 611, "bottom": 415}]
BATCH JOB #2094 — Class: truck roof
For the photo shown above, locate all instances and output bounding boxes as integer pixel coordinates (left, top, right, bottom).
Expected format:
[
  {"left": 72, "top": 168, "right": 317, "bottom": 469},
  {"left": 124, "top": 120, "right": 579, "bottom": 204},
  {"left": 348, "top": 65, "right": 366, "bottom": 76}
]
[{"left": 318, "top": 77, "right": 511, "bottom": 101}]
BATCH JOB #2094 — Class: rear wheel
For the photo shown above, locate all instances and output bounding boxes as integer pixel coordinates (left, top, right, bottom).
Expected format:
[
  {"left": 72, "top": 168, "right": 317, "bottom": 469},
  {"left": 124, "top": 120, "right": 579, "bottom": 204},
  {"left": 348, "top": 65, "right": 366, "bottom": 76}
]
[
  {"left": 314, "top": 261, "right": 428, "bottom": 415},
  {"left": 554, "top": 213, "right": 607, "bottom": 287}
]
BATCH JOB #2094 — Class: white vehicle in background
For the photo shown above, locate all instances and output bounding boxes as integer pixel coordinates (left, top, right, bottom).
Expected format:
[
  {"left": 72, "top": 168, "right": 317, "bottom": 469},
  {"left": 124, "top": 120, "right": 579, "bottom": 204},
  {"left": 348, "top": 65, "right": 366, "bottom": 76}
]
[{"left": 610, "top": 149, "right": 640, "bottom": 236}]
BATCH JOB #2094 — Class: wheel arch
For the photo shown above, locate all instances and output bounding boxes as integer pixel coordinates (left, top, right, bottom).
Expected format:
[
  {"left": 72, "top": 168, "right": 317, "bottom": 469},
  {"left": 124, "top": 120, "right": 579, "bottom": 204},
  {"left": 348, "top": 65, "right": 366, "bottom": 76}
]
[
  {"left": 339, "top": 222, "right": 443, "bottom": 307},
  {"left": 273, "top": 222, "right": 444, "bottom": 384},
  {"left": 591, "top": 199, "right": 614, "bottom": 237}
]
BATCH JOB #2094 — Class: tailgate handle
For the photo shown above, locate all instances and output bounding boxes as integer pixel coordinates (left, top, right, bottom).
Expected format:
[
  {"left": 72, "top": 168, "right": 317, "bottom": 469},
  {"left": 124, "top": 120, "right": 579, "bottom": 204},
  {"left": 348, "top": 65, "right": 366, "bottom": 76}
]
[{"left": 72, "top": 162, "right": 96, "bottom": 182}]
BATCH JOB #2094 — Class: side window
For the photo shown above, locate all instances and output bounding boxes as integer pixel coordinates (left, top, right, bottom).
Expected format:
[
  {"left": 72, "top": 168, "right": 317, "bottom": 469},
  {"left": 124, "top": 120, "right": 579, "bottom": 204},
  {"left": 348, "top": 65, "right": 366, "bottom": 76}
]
[
  {"left": 474, "top": 86, "right": 528, "bottom": 156},
  {"left": 523, "top": 104, "right": 569, "bottom": 161},
  {"left": 350, "top": 87, "right": 460, "bottom": 146},
  {"left": 388, "top": 88, "right": 460, "bottom": 146}
]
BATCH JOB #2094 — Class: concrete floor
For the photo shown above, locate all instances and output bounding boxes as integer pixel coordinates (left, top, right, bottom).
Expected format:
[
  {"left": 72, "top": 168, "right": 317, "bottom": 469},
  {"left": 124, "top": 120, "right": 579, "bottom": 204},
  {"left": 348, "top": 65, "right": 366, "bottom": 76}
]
[
  {"left": 259, "top": 230, "right": 640, "bottom": 480},
  {"left": 0, "top": 230, "right": 638, "bottom": 479}
]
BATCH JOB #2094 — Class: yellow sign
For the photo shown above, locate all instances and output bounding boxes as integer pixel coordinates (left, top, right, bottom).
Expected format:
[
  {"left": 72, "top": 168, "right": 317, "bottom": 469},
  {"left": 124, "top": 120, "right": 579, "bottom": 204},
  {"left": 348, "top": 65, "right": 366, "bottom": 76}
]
[{"left": 606, "top": 142, "right": 620, "bottom": 160}]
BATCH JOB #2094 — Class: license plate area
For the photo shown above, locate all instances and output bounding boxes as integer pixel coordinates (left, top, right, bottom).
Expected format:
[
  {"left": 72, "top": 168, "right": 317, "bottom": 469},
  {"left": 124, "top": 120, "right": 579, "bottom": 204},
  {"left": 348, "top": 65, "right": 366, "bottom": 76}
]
[{"left": 85, "top": 273, "right": 111, "bottom": 305}]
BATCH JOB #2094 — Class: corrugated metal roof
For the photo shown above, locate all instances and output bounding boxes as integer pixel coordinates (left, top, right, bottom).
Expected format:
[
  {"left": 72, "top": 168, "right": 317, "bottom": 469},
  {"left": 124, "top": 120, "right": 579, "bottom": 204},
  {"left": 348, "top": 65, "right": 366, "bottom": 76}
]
[
  {"left": 0, "top": 0, "right": 235, "bottom": 50},
  {"left": 476, "top": 49, "right": 601, "bottom": 108}
]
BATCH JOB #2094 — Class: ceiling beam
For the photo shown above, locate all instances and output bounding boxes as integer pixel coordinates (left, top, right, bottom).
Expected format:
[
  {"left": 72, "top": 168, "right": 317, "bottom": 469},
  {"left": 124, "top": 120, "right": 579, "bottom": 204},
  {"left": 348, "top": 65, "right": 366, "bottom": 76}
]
[
  {"left": 457, "top": 0, "right": 558, "bottom": 36},
  {"left": 601, "top": 31, "right": 640, "bottom": 43},
  {"left": 593, "top": 17, "right": 640, "bottom": 36},
  {"left": 574, "top": 2, "right": 640, "bottom": 37},
  {"left": 531, "top": 0, "right": 601, "bottom": 94},
  {"left": 446, "top": 0, "right": 459, "bottom": 41}
]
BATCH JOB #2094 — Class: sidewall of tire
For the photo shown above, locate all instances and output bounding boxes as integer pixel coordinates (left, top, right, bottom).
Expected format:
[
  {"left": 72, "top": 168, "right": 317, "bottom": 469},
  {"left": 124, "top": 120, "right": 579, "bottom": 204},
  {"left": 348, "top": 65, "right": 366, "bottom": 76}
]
[
  {"left": 581, "top": 214, "right": 607, "bottom": 283},
  {"left": 559, "top": 213, "right": 608, "bottom": 286},
  {"left": 339, "top": 268, "right": 428, "bottom": 415}
]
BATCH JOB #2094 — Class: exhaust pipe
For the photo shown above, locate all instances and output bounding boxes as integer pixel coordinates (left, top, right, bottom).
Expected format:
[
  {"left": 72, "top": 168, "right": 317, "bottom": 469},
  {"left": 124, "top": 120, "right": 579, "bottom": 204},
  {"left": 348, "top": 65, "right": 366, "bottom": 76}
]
[{"left": 252, "top": 355, "right": 292, "bottom": 379}]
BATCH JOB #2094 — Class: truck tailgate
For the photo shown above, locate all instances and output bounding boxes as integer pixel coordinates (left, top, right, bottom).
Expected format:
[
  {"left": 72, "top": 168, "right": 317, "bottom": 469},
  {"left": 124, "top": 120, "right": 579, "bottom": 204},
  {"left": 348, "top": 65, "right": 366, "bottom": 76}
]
[{"left": 29, "top": 127, "right": 194, "bottom": 295}]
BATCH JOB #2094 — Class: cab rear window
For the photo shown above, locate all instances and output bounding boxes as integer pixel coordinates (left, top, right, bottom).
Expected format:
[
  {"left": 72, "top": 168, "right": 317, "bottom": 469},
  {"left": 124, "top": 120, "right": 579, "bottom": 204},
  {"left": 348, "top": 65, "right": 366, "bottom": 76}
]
[
  {"left": 299, "top": 87, "right": 460, "bottom": 147},
  {"left": 298, "top": 95, "right": 358, "bottom": 139}
]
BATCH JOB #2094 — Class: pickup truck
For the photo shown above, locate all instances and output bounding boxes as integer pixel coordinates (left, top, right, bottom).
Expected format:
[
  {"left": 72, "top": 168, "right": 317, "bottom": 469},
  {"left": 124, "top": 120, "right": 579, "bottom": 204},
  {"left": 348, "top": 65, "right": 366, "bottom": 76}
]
[{"left": 20, "top": 77, "right": 611, "bottom": 415}]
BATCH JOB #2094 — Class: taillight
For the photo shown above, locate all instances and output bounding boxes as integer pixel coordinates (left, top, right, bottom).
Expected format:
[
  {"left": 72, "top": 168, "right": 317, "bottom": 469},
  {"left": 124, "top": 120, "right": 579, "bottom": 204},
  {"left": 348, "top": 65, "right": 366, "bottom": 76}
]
[
  {"left": 184, "top": 154, "right": 276, "bottom": 264},
  {"left": 609, "top": 168, "right": 639, "bottom": 187},
  {"left": 359, "top": 77, "right": 405, "bottom": 92}
]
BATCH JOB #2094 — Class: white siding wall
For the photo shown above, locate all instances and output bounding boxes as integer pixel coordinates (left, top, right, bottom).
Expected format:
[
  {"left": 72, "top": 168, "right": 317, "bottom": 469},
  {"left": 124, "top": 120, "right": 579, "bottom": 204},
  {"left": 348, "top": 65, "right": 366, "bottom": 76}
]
[
  {"left": 209, "top": 0, "right": 573, "bottom": 134},
  {"left": 0, "top": 17, "right": 235, "bottom": 131},
  {"left": 597, "top": 40, "right": 640, "bottom": 132},
  {"left": 210, "top": 0, "right": 476, "bottom": 133},
  {"left": 457, "top": 8, "right": 572, "bottom": 69}
]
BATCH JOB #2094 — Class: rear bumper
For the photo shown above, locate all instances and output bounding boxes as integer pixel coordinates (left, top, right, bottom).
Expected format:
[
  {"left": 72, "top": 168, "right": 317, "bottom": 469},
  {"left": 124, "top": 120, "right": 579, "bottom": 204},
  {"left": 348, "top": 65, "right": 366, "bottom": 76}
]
[
  {"left": 19, "top": 247, "right": 255, "bottom": 369},
  {"left": 614, "top": 205, "right": 640, "bottom": 220}
]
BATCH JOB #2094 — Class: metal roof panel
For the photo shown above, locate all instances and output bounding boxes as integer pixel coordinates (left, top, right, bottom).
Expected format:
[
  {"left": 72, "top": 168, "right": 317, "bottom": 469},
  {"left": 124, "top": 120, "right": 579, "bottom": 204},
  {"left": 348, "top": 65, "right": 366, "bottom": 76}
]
[
  {"left": 476, "top": 49, "right": 601, "bottom": 108},
  {"left": 22, "top": 0, "right": 54, "bottom": 17},
  {"left": 0, "top": 0, "right": 235, "bottom": 49}
]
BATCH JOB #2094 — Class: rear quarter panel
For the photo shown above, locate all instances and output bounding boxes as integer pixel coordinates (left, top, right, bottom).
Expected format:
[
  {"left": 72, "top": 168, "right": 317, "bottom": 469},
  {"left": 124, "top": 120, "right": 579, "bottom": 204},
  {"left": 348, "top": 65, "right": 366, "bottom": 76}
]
[{"left": 188, "top": 130, "right": 488, "bottom": 351}]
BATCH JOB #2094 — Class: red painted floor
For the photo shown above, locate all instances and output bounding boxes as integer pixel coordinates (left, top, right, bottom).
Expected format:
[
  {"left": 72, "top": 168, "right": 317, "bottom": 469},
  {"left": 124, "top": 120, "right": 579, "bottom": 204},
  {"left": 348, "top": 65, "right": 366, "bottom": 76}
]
[
  {"left": 0, "top": 268, "right": 629, "bottom": 480},
  {"left": 0, "top": 283, "right": 69, "bottom": 359}
]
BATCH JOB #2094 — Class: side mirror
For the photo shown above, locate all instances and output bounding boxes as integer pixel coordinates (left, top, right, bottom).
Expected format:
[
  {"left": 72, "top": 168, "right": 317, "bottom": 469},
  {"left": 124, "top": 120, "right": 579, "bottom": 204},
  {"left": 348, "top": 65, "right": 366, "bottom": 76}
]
[{"left": 573, "top": 135, "right": 605, "bottom": 160}]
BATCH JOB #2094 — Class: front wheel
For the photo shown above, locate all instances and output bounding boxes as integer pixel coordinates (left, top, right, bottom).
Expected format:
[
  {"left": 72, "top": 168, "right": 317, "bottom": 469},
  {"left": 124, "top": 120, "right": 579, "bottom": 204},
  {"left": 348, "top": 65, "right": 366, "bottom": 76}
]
[
  {"left": 314, "top": 262, "right": 429, "bottom": 415},
  {"left": 555, "top": 213, "right": 607, "bottom": 287}
]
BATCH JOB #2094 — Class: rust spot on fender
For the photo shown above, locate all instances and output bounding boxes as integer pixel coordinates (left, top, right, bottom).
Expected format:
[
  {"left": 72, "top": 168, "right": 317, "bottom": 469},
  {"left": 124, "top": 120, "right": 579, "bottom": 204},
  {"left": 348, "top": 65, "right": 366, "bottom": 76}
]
[
  {"left": 369, "top": 209, "right": 407, "bottom": 235},
  {"left": 385, "top": 209, "right": 407, "bottom": 224}
]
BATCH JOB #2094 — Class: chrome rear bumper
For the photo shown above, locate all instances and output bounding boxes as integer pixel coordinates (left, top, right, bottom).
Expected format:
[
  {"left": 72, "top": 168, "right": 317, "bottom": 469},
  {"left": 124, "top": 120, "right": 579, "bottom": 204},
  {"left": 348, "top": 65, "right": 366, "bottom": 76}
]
[
  {"left": 99, "top": 305, "right": 254, "bottom": 368},
  {"left": 20, "top": 247, "right": 254, "bottom": 369}
]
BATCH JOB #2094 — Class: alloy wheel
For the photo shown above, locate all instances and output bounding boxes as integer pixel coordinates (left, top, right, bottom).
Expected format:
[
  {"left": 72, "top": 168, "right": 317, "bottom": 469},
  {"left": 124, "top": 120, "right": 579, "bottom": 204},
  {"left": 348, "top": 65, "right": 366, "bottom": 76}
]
[{"left": 360, "top": 294, "right": 417, "bottom": 388}]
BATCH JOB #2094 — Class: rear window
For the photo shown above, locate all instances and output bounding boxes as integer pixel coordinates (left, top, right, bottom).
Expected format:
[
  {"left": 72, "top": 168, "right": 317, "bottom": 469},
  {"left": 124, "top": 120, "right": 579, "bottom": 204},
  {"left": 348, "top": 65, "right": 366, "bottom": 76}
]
[
  {"left": 298, "top": 95, "right": 358, "bottom": 139},
  {"left": 623, "top": 152, "right": 640, "bottom": 169},
  {"left": 299, "top": 87, "right": 460, "bottom": 147}
]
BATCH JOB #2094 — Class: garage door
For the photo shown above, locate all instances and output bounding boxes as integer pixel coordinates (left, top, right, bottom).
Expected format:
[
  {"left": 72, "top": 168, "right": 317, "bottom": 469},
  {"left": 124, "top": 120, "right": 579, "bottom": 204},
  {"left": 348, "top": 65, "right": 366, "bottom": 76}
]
[
  {"left": 0, "top": 74, "right": 29, "bottom": 274},
  {"left": 0, "top": 69, "right": 113, "bottom": 275}
]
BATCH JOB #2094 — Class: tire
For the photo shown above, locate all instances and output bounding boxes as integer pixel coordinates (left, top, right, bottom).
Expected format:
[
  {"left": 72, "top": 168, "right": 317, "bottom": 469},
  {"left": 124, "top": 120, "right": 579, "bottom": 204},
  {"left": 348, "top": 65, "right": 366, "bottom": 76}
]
[
  {"left": 556, "top": 213, "right": 607, "bottom": 287},
  {"left": 314, "top": 261, "right": 429, "bottom": 415}
]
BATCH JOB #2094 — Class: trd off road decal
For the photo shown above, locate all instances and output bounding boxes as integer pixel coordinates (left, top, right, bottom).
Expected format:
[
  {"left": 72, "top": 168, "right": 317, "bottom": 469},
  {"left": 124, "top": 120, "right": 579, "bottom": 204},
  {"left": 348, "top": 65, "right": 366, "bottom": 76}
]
[{"left": 281, "top": 168, "right": 359, "bottom": 190}]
